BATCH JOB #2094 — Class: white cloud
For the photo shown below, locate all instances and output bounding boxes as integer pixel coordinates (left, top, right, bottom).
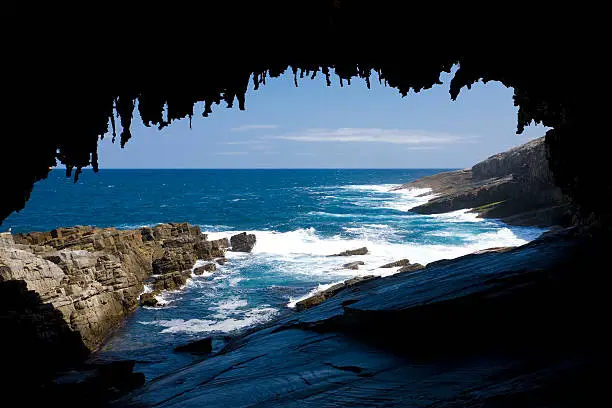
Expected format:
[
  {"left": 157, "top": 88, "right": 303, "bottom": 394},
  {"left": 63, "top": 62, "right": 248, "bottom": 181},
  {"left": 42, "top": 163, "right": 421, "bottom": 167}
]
[
  {"left": 230, "top": 124, "right": 279, "bottom": 132},
  {"left": 216, "top": 151, "right": 248, "bottom": 156},
  {"left": 268, "top": 128, "right": 474, "bottom": 145}
]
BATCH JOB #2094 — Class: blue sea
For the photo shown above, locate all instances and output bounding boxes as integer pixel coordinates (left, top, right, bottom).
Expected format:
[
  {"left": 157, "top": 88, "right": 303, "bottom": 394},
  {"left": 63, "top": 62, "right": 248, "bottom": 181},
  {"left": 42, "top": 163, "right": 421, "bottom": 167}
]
[{"left": 2, "top": 169, "right": 544, "bottom": 380}]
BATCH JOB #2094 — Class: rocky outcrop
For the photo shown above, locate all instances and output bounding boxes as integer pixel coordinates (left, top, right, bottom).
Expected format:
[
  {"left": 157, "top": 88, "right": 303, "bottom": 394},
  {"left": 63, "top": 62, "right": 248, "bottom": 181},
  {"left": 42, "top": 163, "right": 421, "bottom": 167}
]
[
  {"left": 139, "top": 292, "right": 158, "bottom": 307},
  {"left": 230, "top": 232, "right": 256, "bottom": 252},
  {"left": 380, "top": 259, "right": 411, "bottom": 268},
  {"left": 194, "top": 263, "right": 216, "bottom": 275},
  {"left": 1, "top": 222, "right": 227, "bottom": 351},
  {"left": 397, "top": 262, "right": 425, "bottom": 273},
  {"left": 329, "top": 247, "right": 368, "bottom": 256},
  {"left": 395, "top": 137, "right": 571, "bottom": 227},
  {"left": 295, "top": 275, "right": 378, "bottom": 312}
]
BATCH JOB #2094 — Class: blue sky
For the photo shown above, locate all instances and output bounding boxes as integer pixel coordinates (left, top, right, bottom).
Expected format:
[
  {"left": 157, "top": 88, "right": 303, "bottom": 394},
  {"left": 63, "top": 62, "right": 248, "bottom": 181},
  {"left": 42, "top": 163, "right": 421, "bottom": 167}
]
[{"left": 98, "top": 68, "right": 547, "bottom": 169}]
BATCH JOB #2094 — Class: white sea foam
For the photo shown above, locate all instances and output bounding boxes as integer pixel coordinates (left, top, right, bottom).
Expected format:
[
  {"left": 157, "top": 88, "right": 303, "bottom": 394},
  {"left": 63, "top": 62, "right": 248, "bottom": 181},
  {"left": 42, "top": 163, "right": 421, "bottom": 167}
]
[
  {"left": 211, "top": 298, "right": 248, "bottom": 311},
  {"left": 204, "top": 223, "right": 538, "bottom": 280},
  {"left": 198, "top": 183, "right": 545, "bottom": 313},
  {"left": 140, "top": 306, "right": 277, "bottom": 334},
  {"left": 428, "top": 209, "right": 484, "bottom": 223},
  {"left": 338, "top": 184, "right": 436, "bottom": 212}
]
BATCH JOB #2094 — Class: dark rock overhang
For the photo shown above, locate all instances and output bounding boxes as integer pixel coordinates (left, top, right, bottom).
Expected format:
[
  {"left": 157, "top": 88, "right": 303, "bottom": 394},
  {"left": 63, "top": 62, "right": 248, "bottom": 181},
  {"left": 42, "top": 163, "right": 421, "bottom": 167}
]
[{"left": 2, "top": 2, "right": 603, "bottom": 225}]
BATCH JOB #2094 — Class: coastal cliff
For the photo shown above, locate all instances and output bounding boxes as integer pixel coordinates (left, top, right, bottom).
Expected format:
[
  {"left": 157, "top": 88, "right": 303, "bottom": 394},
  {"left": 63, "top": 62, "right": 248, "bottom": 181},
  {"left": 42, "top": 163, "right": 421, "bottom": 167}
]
[
  {"left": 396, "top": 136, "right": 571, "bottom": 227},
  {"left": 0, "top": 223, "right": 227, "bottom": 351}
]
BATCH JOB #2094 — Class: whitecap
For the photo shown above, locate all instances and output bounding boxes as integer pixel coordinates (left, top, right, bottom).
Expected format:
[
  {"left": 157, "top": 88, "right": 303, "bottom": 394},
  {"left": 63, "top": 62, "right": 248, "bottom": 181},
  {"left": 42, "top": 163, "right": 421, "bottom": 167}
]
[{"left": 140, "top": 306, "right": 277, "bottom": 334}]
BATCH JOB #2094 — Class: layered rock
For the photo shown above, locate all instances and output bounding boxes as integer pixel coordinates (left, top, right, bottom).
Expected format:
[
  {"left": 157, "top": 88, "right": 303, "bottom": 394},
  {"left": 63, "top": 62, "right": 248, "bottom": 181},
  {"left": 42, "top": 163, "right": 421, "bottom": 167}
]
[
  {"left": 1, "top": 222, "right": 226, "bottom": 351},
  {"left": 395, "top": 137, "right": 571, "bottom": 227}
]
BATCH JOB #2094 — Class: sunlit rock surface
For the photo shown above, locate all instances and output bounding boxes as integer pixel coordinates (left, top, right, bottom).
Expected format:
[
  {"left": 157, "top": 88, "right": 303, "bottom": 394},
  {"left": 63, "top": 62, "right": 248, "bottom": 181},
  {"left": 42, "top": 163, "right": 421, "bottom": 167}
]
[{"left": 397, "top": 137, "right": 571, "bottom": 227}]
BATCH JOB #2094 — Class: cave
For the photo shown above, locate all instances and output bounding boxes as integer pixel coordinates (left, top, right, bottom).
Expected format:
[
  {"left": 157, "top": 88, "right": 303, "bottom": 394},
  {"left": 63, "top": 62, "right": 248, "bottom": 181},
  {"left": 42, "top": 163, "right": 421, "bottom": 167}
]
[{"left": 2, "top": 2, "right": 609, "bottom": 406}]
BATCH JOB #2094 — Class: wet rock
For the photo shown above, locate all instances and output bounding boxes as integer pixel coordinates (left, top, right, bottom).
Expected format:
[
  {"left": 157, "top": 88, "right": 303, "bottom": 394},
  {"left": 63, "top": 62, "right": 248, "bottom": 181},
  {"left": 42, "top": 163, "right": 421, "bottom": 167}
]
[
  {"left": 215, "top": 258, "right": 227, "bottom": 265},
  {"left": 380, "top": 259, "right": 411, "bottom": 268},
  {"left": 194, "top": 263, "right": 216, "bottom": 275},
  {"left": 139, "top": 292, "right": 158, "bottom": 307},
  {"left": 174, "top": 336, "right": 213, "bottom": 353},
  {"left": 296, "top": 275, "right": 378, "bottom": 311},
  {"left": 230, "top": 232, "right": 257, "bottom": 252},
  {"left": 152, "top": 271, "right": 190, "bottom": 292},
  {"left": 52, "top": 360, "right": 145, "bottom": 402},
  {"left": 397, "top": 263, "right": 425, "bottom": 273},
  {"left": 343, "top": 261, "right": 365, "bottom": 270},
  {"left": 329, "top": 247, "right": 368, "bottom": 256}
]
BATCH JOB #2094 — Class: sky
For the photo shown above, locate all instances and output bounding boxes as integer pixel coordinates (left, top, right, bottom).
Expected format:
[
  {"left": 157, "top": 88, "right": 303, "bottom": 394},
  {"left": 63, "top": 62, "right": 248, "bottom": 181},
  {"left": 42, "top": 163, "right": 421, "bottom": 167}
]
[{"left": 97, "top": 68, "right": 547, "bottom": 169}]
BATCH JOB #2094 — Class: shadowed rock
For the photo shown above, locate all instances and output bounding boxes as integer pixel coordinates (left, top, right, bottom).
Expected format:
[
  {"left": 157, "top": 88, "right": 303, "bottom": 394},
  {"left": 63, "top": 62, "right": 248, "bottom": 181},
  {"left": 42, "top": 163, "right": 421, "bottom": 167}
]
[
  {"left": 115, "top": 229, "right": 610, "bottom": 407},
  {"left": 139, "top": 292, "right": 158, "bottom": 307},
  {"left": 174, "top": 337, "right": 213, "bottom": 354}
]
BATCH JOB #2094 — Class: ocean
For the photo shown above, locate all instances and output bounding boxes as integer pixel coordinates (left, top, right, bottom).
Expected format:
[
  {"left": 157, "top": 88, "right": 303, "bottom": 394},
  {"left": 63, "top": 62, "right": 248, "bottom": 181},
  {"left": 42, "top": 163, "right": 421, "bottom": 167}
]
[{"left": 2, "top": 169, "right": 545, "bottom": 380}]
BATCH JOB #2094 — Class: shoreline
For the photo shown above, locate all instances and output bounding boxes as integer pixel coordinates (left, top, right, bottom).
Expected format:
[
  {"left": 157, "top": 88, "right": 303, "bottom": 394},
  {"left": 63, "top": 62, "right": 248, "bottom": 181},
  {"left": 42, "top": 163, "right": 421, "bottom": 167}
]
[{"left": 393, "top": 137, "right": 571, "bottom": 228}]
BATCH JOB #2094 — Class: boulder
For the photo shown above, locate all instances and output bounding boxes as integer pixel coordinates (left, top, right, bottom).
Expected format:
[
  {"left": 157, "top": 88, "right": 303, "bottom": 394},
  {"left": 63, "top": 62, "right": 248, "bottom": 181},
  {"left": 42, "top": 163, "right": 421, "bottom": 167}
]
[
  {"left": 380, "top": 259, "right": 411, "bottom": 268},
  {"left": 139, "top": 292, "right": 158, "bottom": 307},
  {"left": 194, "top": 263, "right": 216, "bottom": 275},
  {"left": 215, "top": 258, "right": 227, "bottom": 265},
  {"left": 397, "top": 263, "right": 425, "bottom": 273},
  {"left": 230, "top": 232, "right": 257, "bottom": 252},
  {"left": 343, "top": 261, "right": 365, "bottom": 270},
  {"left": 174, "top": 336, "right": 213, "bottom": 353},
  {"left": 296, "top": 275, "right": 378, "bottom": 311},
  {"left": 329, "top": 247, "right": 368, "bottom": 256}
]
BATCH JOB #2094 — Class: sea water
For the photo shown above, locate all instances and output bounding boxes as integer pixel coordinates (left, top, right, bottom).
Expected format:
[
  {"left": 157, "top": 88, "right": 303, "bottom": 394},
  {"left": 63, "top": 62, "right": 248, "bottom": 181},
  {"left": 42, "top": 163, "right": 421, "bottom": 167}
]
[{"left": 3, "top": 169, "right": 544, "bottom": 380}]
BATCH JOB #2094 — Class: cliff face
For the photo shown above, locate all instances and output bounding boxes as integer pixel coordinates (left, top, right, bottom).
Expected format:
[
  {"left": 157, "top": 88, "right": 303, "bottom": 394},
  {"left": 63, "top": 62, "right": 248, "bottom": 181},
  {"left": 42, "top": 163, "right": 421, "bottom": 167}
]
[
  {"left": 0, "top": 223, "right": 222, "bottom": 351},
  {"left": 397, "top": 137, "right": 571, "bottom": 227}
]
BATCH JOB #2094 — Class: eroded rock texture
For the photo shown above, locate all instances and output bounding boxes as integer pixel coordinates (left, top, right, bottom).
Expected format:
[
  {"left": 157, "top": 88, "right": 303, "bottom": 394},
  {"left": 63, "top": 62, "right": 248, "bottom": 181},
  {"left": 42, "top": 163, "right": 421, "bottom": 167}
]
[{"left": 1, "top": 222, "right": 222, "bottom": 350}]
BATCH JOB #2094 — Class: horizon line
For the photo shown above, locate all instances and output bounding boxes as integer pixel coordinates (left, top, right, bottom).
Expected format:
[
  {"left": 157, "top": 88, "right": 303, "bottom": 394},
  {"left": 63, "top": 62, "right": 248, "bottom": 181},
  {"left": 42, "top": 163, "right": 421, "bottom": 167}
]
[{"left": 51, "top": 167, "right": 461, "bottom": 171}]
